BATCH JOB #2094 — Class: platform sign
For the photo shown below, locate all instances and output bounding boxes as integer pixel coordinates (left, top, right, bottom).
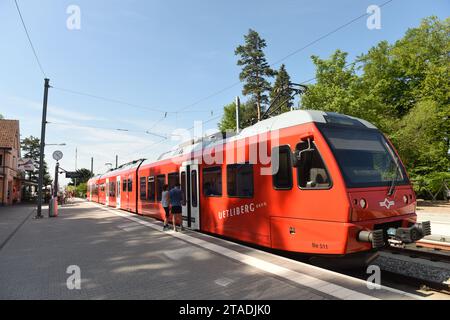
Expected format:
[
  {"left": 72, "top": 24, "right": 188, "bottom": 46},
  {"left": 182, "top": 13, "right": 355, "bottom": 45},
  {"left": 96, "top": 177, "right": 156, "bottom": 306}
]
[
  {"left": 52, "top": 150, "right": 63, "bottom": 161},
  {"left": 65, "top": 172, "right": 80, "bottom": 179}
]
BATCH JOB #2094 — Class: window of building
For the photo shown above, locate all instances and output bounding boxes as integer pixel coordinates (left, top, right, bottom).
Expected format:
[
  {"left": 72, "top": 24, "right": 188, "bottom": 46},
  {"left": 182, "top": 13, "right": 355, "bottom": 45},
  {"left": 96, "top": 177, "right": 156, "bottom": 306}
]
[
  {"left": 296, "top": 141, "right": 331, "bottom": 189},
  {"left": 272, "top": 146, "right": 293, "bottom": 190},
  {"left": 0, "top": 154, "right": 2, "bottom": 166},
  {"left": 156, "top": 174, "right": 165, "bottom": 202},
  {"left": 147, "top": 176, "right": 155, "bottom": 202},
  {"left": 203, "top": 166, "right": 222, "bottom": 197},
  {"left": 191, "top": 170, "right": 198, "bottom": 207},
  {"left": 128, "top": 178, "right": 133, "bottom": 192},
  {"left": 227, "top": 164, "right": 254, "bottom": 198},
  {"left": 140, "top": 177, "right": 147, "bottom": 200},
  {"left": 168, "top": 172, "right": 180, "bottom": 189}
]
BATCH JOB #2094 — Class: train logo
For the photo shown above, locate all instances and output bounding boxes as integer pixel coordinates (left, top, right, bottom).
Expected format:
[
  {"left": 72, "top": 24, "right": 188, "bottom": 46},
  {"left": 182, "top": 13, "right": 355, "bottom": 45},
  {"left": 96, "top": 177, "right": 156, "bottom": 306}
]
[{"left": 379, "top": 198, "right": 395, "bottom": 209}]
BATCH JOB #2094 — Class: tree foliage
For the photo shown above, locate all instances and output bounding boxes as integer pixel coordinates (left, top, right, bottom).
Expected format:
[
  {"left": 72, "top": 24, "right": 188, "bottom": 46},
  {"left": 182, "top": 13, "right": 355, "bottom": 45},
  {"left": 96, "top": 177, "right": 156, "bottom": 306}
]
[
  {"left": 301, "top": 16, "right": 450, "bottom": 198},
  {"left": 235, "top": 29, "right": 275, "bottom": 121},
  {"left": 21, "top": 136, "right": 52, "bottom": 186},
  {"left": 269, "top": 64, "right": 294, "bottom": 116},
  {"left": 68, "top": 168, "right": 94, "bottom": 186},
  {"left": 218, "top": 99, "right": 258, "bottom": 132},
  {"left": 66, "top": 182, "right": 88, "bottom": 198}
]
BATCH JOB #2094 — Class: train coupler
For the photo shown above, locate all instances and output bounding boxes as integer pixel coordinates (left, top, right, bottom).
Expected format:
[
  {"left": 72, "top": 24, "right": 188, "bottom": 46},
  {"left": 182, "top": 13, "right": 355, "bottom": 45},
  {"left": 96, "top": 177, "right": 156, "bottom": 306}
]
[
  {"left": 358, "top": 229, "right": 385, "bottom": 249},
  {"left": 387, "top": 221, "right": 431, "bottom": 244}
]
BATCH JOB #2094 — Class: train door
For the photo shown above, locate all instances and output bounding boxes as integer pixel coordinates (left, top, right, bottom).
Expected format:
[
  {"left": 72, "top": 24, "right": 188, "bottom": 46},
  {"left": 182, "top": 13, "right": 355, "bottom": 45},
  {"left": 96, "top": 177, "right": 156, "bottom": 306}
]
[
  {"left": 125, "top": 175, "right": 131, "bottom": 211},
  {"left": 116, "top": 176, "right": 121, "bottom": 209},
  {"left": 89, "top": 183, "right": 92, "bottom": 201},
  {"left": 105, "top": 178, "right": 110, "bottom": 206},
  {"left": 180, "top": 161, "right": 200, "bottom": 230}
]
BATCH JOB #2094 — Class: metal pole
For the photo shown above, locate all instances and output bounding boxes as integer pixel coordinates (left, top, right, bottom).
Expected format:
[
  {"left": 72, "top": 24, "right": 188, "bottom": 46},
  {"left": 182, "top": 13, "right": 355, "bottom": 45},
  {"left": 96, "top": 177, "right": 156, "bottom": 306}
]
[
  {"left": 2, "top": 149, "right": 7, "bottom": 206},
  {"left": 74, "top": 147, "right": 77, "bottom": 189},
  {"left": 235, "top": 96, "right": 240, "bottom": 134},
  {"left": 115, "top": 155, "right": 118, "bottom": 169},
  {"left": 54, "top": 162, "right": 59, "bottom": 197},
  {"left": 90, "top": 157, "right": 93, "bottom": 174},
  {"left": 36, "top": 78, "right": 50, "bottom": 218}
]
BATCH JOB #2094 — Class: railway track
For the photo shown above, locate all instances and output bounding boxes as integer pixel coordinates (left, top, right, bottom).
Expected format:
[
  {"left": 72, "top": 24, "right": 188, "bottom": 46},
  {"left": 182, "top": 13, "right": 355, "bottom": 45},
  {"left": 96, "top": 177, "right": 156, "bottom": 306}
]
[
  {"left": 384, "top": 241, "right": 450, "bottom": 263},
  {"left": 375, "top": 241, "right": 450, "bottom": 294}
]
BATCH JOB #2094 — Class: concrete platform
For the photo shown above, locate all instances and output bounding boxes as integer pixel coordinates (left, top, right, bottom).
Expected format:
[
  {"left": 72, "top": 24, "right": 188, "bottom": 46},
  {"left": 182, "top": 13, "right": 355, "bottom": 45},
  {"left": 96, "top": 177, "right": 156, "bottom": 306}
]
[
  {"left": 417, "top": 212, "right": 450, "bottom": 238},
  {"left": 417, "top": 202, "right": 450, "bottom": 238},
  {"left": 0, "top": 200, "right": 425, "bottom": 300}
]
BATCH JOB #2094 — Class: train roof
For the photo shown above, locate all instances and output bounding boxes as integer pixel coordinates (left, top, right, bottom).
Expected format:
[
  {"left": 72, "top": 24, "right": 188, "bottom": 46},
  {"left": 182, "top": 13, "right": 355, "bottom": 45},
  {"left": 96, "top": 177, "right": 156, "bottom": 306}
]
[
  {"left": 150, "top": 110, "right": 377, "bottom": 163},
  {"left": 89, "top": 159, "right": 145, "bottom": 181}
]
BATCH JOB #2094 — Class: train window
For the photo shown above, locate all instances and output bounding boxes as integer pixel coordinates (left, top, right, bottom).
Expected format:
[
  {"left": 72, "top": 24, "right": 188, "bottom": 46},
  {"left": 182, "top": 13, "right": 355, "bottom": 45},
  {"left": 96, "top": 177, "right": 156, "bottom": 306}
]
[
  {"left": 181, "top": 172, "right": 186, "bottom": 206},
  {"left": 156, "top": 174, "right": 165, "bottom": 202},
  {"left": 140, "top": 177, "right": 147, "bottom": 200},
  {"left": 227, "top": 164, "right": 254, "bottom": 198},
  {"left": 203, "top": 166, "right": 222, "bottom": 197},
  {"left": 109, "top": 182, "right": 116, "bottom": 197},
  {"left": 191, "top": 170, "right": 198, "bottom": 207},
  {"left": 122, "top": 179, "right": 127, "bottom": 192},
  {"left": 168, "top": 172, "right": 180, "bottom": 189},
  {"left": 296, "top": 142, "right": 331, "bottom": 189},
  {"left": 272, "top": 146, "right": 293, "bottom": 190},
  {"left": 147, "top": 176, "right": 155, "bottom": 202},
  {"left": 128, "top": 178, "right": 133, "bottom": 192}
]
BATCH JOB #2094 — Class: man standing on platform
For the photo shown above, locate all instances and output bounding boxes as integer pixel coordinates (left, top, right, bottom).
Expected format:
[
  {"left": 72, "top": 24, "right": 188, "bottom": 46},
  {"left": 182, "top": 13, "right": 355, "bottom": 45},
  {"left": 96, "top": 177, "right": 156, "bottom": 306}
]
[{"left": 169, "top": 182, "right": 183, "bottom": 232}]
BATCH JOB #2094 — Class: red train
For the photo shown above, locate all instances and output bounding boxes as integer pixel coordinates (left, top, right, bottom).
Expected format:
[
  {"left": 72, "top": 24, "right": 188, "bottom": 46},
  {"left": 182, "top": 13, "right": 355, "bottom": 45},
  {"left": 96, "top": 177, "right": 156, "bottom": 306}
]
[{"left": 88, "top": 110, "right": 430, "bottom": 263}]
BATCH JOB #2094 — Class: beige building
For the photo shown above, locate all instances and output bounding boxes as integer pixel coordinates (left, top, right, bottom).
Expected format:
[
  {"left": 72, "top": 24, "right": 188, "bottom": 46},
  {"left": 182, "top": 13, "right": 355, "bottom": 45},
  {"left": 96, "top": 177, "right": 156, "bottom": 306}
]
[{"left": 0, "top": 119, "right": 21, "bottom": 205}]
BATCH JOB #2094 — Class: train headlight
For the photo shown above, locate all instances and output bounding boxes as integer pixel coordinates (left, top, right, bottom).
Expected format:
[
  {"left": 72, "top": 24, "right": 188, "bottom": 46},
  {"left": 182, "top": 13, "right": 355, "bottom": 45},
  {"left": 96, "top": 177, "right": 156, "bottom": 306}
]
[
  {"left": 403, "top": 195, "right": 408, "bottom": 204},
  {"left": 360, "top": 199, "right": 367, "bottom": 209}
]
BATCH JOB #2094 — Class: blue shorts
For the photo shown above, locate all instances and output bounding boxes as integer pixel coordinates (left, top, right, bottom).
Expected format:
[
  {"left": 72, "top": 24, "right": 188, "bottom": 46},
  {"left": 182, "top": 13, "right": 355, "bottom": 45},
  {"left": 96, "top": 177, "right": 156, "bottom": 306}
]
[{"left": 171, "top": 206, "right": 182, "bottom": 214}]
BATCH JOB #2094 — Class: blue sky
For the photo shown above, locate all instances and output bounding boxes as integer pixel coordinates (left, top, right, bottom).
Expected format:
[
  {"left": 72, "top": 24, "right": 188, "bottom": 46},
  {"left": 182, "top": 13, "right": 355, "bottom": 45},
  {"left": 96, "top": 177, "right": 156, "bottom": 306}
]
[{"left": 0, "top": 0, "right": 448, "bottom": 184}]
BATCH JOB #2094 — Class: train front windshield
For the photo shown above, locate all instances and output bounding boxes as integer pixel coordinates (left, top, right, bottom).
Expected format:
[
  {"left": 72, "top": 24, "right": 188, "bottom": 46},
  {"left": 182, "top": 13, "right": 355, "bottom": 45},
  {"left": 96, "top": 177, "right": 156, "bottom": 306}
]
[{"left": 318, "top": 124, "right": 409, "bottom": 188}]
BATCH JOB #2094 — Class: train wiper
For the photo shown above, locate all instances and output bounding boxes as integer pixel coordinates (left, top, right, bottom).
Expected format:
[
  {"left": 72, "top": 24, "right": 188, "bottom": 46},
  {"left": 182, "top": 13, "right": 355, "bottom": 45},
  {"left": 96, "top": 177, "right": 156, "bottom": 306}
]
[{"left": 387, "top": 157, "right": 401, "bottom": 196}]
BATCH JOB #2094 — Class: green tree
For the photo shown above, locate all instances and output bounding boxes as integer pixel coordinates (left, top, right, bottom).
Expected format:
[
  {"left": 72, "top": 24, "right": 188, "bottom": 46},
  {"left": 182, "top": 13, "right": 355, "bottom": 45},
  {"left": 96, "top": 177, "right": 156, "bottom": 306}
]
[
  {"left": 0, "top": 114, "right": 4, "bottom": 119},
  {"left": 21, "top": 136, "right": 52, "bottom": 186},
  {"left": 68, "top": 168, "right": 94, "bottom": 186},
  {"left": 235, "top": 29, "right": 275, "bottom": 121},
  {"left": 269, "top": 64, "right": 293, "bottom": 116},
  {"left": 218, "top": 99, "right": 258, "bottom": 132}
]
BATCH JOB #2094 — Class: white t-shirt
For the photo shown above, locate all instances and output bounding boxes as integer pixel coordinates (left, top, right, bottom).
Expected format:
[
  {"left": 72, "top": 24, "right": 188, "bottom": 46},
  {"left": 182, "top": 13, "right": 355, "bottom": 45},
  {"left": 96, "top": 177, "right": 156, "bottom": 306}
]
[{"left": 161, "top": 190, "right": 169, "bottom": 208}]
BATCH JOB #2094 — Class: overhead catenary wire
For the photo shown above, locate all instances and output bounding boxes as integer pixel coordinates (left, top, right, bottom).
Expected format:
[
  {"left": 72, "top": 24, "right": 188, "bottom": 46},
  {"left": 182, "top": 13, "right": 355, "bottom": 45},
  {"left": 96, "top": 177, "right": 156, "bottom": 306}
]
[
  {"left": 133, "top": 0, "right": 394, "bottom": 133},
  {"left": 42, "top": 0, "right": 392, "bottom": 163},
  {"left": 13, "top": 0, "right": 47, "bottom": 78},
  {"left": 47, "top": 121, "right": 169, "bottom": 139},
  {"left": 271, "top": 0, "right": 394, "bottom": 67},
  {"left": 48, "top": 0, "right": 394, "bottom": 138},
  {"left": 174, "top": 0, "right": 395, "bottom": 114},
  {"left": 51, "top": 87, "right": 211, "bottom": 115},
  {"left": 195, "top": 59, "right": 362, "bottom": 129}
]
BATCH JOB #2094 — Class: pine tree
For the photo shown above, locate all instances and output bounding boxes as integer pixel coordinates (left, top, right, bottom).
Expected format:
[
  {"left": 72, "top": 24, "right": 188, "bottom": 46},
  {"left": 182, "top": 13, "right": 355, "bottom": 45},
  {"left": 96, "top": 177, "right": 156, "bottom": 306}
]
[
  {"left": 235, "top": 29, "right": 275, "bottom": 121},
  {"left": 269, "top": 64, "right": 293, "bottom": 116}
]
